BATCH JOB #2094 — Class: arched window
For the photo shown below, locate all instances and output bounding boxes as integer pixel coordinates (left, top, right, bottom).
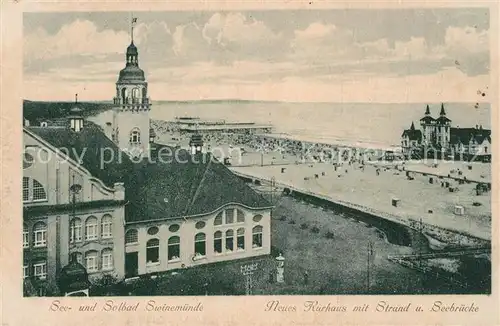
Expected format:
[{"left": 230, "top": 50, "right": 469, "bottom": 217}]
[
  {"left": 33, "top": 221, "right": 47, "bottom": 247},
  {"left": 23, "top": 223, "right": 29, "bottom": 248},
  {"left": 70, "top": 218, "right": 82, "bottom": 243},
  {"left": 236, "top": 209, "right": 245, "bottom": 223},
  {"left": 253, "top": 214, "right": 263, "bottom": 223},
  {"left": 101, "top": 248, "right": 113, "bottom": 271},
  {"left": 85, "top": 216, "right": 98, "bottom": 241},
  {"left": 167, "top": 236, "right": 180, "bottom": 261},
  {"left": 237, "top": 228, "right": 245, "bottom": 250},
  {"left": 23, "top": 177, "right": 47, "bottom": 202},
  {"left": 214, "top": 212, "right": 223, "bottom": 226},
  {"left": 225, "top": 230, "right": 234, "bottom": 252},
  {"left": 125, "top": 229, "right": 138, "bottom": 244},
  {"left": 214, "top": 231, "right": 222, "bottom": 254},
  {"left": 194, "top": 233, "right": 206, "bottom": 257},
  {"left": 129, "top": 128, "right": 141, "bottom": 144},
  {"left": 101, "top": 215, "right": 112, "bottom": 239},
  {"left": 225, "top": 209, "right": 234, "bottom": 224},
  {"left": 132, "top": 87, "right": 140, "bottom": 100},
  {"left": 146, "top": 238, "right": 160, "bottom": 264},
  {"left": 85, "top": 251, "right": 98, "bottom": 272},
  {"left": 252, "top": 225, "right": 263, "bottom": 248}
]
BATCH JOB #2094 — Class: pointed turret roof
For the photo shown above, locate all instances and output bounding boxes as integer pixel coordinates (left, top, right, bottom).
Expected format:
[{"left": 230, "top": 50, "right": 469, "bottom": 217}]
[
  {"left": 410, "top": 121, "right": 415, "bottom": 130},
  {"left": 439, "top": 103, "right": 446, "bottom": 116},
  {"left": 425, "top": 104, "right": 431, "bottom": 115}
]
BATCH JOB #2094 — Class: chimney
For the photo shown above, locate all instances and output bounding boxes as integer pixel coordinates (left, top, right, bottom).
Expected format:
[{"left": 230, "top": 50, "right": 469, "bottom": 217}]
[{"left": 113, "top": 182, "right": 125, "bottom": 201}]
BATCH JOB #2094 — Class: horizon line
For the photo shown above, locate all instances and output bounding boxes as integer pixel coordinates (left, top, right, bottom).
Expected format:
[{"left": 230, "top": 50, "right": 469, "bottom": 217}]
[{"left": 23, "top": 99, "right": 491, "bottom": 105}]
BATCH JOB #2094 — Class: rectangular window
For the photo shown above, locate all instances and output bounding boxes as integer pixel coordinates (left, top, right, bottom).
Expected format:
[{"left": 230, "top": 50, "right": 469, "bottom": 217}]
[
  {"left": 101, "top": 223, "right": 112, "bottom": 239},
  {"left": 86, "top": 224, "right": 98, "bottom": 241},
  {"left": 102, "top": 253, "right": 113, "bottom": 270},
  {"left": 23, "top": 265, "right": 29, "bottom": 278},
  {"left": 23, "top": 177, "right": 29, "bottom": 202},
  {"left": 23, "top": 230, "right": 29, "bottom": 248},
  {"left": 86, "top": 255, "right": 98, "bottom": 272},
  {"left": 33, "top": 262, "right": 47, "bottom": 280},
  {"left": 34, "top": 229, "right": 47, "bottom": 247}
]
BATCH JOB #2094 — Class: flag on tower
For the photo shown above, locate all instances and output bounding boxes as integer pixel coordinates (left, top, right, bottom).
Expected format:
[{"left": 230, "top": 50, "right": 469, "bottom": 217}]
[{"left": 132, "top": 17, "right": 137, "bottom": 25}]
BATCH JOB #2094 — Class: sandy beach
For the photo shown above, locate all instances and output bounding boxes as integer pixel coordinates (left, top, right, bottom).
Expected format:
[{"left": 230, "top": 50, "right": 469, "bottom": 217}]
[
  {"left": 231, "top": 162, "right": 491, "bottom": 240},
  {"left": 152, "top": 125, "right": 491, "bottom": 241}
]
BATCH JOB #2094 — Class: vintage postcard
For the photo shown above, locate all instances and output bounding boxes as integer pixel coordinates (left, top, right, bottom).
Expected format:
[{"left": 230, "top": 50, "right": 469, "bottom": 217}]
[{"left": 1, "top": 0, "right": 499, "bottom": 325}]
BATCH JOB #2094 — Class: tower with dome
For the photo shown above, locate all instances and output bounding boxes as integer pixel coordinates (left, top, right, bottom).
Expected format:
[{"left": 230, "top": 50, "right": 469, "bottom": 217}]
[{"left": 111, "top": 17, "right": 151, "bottom": 158}]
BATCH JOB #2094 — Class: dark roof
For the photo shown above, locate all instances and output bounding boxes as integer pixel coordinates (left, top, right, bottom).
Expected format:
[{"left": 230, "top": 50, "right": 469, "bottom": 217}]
[
  {"left": 419, "top": 115, "right": 435, "bottom": 123},
  {"left": 127, "top": 41, "right": 138, "bottom": 55},
  {"left": 401, "top": 128, "right": 422, "bottom": 141},
  {"left": 26, "top": 122, "right": 134, "bottom": 188},
  {"left": 27, "top": 123, "right": 271, "bottom": 222},
  {"left": 125, "top": 147, "right": 272, "bottom": 223},
  {"left": 436, "top": 115, "right": 451, "bottom": 124},
  {"left": 450, "top": 127, "right": 492, "bottom": 145},
  {"left": 424, "top": 104, "right": 431, "bottom": 115}
]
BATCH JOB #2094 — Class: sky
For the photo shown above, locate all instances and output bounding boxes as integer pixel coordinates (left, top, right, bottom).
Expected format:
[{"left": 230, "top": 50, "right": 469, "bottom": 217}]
[{"left": 23, "top": 9, "right": 490, "bottom": 103}]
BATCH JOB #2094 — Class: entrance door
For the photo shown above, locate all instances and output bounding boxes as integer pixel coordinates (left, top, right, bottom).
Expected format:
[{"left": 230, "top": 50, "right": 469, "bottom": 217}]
[{"left": 125, "top": 252, "right": 139, "bottom": 278}]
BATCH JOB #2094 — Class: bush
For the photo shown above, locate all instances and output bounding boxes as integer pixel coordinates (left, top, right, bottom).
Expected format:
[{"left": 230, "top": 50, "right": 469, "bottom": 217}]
[
  {"left": 279, "top": 215, "right": 287, "bottom": 221},
  {"left": 288, "top": 220, "right": 296, "bottom": 225},
  {"left": 300, "top": 223, "right": 309, "bottom": 230},
  {"left": 325, "top": 231, "right": 335, "bottom": 239},
  {"left": 310, "top": 226, "right": 320, "bottom": 233}
]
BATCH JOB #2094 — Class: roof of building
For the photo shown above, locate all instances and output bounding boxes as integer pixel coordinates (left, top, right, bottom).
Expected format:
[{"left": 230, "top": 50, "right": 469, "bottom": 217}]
[
  {"left": 127, "top": 41, "right": 138, "bottom": 55},
  {"left": 450, "top": 127, "right": 492, "bottom": 145},
  {"left": 401, "top": 128, "right": 422, "bottom": 141},
  {"left": 26, "top": 121, "right": 134, "bottom": 188},
  {"left": 419, "top": 115, "right": 435, "bottom": 123},
  {"left": 118, "top": 65, "right": 146, "bottom": 84},
  {"left": 436, "top": 115, "right": 452, "bottom": 124},
  {"left": 27, "top": 119, "right": 271, "bottom": 222},
  {"left": 125, "top": 147, "right": 272, "bottom": 223}
]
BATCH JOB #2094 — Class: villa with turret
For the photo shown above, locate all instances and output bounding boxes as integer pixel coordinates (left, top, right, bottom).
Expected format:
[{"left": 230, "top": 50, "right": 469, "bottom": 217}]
[{"left": 401, "top": 104, "right": 491, "bottom": 162}]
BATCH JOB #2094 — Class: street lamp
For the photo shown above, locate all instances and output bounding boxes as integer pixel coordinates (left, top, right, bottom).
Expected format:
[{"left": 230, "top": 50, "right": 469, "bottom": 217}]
[{"left": 276, "top": 254, "right": 285, "bottom": 284}]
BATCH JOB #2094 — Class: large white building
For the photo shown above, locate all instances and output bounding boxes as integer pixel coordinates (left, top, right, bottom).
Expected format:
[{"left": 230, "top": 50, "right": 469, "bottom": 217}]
[
  {"left": 401, "top": 104, "right": 491, "bottom": 161},
  {"left": 23, "top": 22, "right": 274, "bottom": 296}
]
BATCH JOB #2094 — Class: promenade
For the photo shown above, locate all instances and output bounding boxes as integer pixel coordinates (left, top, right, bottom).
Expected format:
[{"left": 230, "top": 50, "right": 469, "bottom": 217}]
[{"left": 230, "top": 162, "right": 491, "bottom": 241}]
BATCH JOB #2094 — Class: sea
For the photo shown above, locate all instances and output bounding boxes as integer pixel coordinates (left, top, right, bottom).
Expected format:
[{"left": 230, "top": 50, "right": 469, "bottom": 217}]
[{"left": 90, "top": 101, "right": 491, "bottom": 150}]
